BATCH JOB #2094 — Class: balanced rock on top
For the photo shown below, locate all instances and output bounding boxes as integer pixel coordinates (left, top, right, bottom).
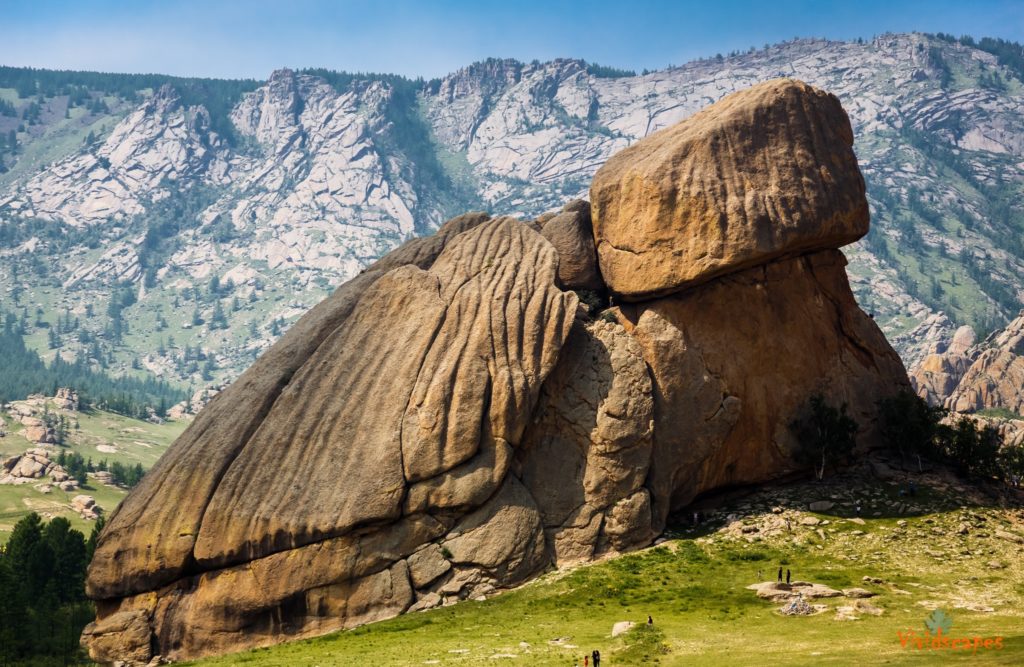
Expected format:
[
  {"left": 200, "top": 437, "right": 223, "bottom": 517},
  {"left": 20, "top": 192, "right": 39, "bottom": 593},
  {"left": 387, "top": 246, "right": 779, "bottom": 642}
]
[{"left": 590, "top": 78, "right": 869, "bottom": 299}]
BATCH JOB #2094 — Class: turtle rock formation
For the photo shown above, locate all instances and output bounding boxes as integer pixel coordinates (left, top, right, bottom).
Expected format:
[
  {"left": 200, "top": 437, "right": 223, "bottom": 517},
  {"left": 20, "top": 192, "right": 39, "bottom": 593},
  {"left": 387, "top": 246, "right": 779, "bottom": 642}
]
[{"left": 83, "top": 79, "right": 909, "bottom": 664}]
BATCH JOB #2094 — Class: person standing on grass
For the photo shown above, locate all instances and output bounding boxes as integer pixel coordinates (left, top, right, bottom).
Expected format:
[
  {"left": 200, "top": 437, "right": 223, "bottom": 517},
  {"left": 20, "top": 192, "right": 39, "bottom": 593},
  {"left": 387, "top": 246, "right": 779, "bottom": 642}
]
[
  {"left": 584, "top": 655, "right": 589, "bottom": 667},
  {"left": 593, "top": 649, "right": 601, "bottom": 667},
  {"left": 786, "top": 569, "right": 791, "bottom": 585},
  {"left": 778, "top": 566, "right": 783, "bottom": 583}
]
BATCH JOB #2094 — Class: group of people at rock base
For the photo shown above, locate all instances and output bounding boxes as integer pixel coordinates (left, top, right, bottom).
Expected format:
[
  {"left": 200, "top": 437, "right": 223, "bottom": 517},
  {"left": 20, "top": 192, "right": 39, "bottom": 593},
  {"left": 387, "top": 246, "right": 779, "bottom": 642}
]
[{"left": 756, "top": 567, "right": 794, "bottom": 584}]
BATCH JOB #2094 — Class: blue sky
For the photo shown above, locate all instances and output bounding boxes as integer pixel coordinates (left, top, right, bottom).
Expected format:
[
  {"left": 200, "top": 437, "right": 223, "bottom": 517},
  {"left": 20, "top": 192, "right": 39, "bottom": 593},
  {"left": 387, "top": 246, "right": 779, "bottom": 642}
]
[{"left": 1, "top": 0, "right": 1022, "bottom": 79}]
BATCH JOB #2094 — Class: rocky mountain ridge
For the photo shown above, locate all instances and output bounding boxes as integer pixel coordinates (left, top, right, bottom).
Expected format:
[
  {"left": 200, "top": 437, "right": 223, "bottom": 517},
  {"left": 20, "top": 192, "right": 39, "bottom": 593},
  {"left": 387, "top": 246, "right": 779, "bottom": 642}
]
[{"left": 0, "top": 33, "right": 1022, "bottom": 400}]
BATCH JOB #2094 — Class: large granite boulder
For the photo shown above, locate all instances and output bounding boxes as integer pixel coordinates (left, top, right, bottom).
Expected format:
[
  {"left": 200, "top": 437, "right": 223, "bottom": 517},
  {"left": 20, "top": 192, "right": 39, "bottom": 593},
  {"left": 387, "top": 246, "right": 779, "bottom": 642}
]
[
  {"left": 540, "top": 200, "right": 603, "bottom": 291},
  {"left": 618, "top": 250, "right": 909, "bottom": 528},
  {"left": 590, "top": 78, "right": 868, "bottom": 299},
  {"left": 84, "top": 80, "right": 909, "bottom": 664},
  {"left": 86, "top": 212, "right": 495, "bottom": 600},
  {"left": 84, "top": 214, "right": 577, "bottom": 662}
]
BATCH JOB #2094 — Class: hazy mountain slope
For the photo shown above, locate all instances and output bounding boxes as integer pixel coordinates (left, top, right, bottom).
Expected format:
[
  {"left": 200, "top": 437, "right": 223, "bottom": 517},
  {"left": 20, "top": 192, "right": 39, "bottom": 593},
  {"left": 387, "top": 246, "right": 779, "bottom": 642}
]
[
  {"left": 421, "top": 34, "right": 1024, "bottom": 365},
  {"left": 0, "top": 33, "right": 1022, "bottom": 408}
]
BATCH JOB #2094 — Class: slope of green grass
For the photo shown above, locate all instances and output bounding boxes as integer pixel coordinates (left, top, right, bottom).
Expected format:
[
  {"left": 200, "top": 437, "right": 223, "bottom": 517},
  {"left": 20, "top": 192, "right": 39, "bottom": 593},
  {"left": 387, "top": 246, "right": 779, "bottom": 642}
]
[
  {"left": 0, "top": 406, "right": 186, "bottom": 542},
  {"left": 188, "top": 470, "right": 1024, "bottom": 666}
]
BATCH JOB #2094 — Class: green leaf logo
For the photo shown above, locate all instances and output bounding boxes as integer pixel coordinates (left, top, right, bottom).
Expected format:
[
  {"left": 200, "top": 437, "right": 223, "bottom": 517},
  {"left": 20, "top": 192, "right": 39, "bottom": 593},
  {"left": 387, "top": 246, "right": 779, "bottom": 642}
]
[{"left": 925, "top": 609, "right": 953, "bottom": 635}]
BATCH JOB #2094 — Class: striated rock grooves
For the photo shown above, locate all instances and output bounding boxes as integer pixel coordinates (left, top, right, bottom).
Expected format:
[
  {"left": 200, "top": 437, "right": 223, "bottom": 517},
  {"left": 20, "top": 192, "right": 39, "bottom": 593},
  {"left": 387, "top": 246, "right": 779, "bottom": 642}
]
[
  {"left": 84, "top": 80, "right": 910, "bottom": 664},
  {"left": 193, "top": 216, "right": 574, "bottom": 567},
  {"left": 84, "top": 214, "right": 577, "bottom": 662},
  {"left": 87, "top": 211, "right": 494, "bottom": 600}
]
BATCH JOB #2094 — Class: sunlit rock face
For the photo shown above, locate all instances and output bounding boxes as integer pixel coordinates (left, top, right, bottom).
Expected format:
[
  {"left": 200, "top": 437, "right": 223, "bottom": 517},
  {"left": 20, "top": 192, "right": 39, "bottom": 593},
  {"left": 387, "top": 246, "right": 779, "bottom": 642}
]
[{"left": 83, "top": 80, "right": 909, "bottom": 665}]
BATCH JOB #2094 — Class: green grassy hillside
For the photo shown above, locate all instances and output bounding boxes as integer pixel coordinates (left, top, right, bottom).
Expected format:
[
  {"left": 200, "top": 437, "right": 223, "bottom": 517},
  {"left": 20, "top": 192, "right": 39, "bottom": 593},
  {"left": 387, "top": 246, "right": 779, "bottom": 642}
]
[
  {"left": 0, "top": 407, "right": 186, "bottom": 542},
  {"left": 190, "top": 467, "right": 1024, "bottom": 666}
]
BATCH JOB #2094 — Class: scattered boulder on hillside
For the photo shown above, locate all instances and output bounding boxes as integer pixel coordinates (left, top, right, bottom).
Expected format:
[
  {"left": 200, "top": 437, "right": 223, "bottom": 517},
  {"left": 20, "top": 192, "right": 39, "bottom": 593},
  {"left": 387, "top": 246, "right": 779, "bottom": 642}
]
[
  {"left": 1, "top": 448, "right": 69, "bottom": 485},
  {"left": 53, "top": 387, "right": 80, "bottom": 411},
  {"left": 83, "top": 79, "right": 910, "bottom": 665},
  {"left": 72, "top": 494, "right": 102, "bottom": 520}
]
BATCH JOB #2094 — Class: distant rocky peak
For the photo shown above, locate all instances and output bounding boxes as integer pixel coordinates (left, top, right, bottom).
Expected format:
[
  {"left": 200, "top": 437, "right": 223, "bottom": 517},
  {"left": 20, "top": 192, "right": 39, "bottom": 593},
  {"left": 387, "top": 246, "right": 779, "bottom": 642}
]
[
  {"left": 433, "top": 57, "right": 524, "bottom": 101},
  {"left": 95, "top": 85, "right": 217, "bottom": 167},
  {"left": 230, "top": 70, "right": 393, "bottom": 154},
  {"left": 231, "top": 69, "right": 303, "bottom": 145},
  {"left": 151, "top": 82, "right": 182, "bottom": 105},
  {"left": 986, "top": 311, "right": 1024, "bottom": 353}
]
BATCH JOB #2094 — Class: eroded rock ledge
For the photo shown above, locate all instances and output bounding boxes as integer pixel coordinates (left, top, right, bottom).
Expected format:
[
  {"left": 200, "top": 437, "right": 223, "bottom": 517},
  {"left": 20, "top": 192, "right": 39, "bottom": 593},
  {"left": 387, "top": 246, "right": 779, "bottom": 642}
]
[{"left": 83, "top": 79, "right": 910, "bottom": 664}]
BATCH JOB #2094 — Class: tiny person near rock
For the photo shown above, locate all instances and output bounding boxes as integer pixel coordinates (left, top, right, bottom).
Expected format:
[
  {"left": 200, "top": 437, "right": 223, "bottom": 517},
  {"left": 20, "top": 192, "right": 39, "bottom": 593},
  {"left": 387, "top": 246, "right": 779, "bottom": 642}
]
[
  {"left": 593, "top": 649, "right": 601, "bottom": 667},
  {"left": 786, "top": 569, "right": 791, "bottom": 584},
  {"left": 778, "top": 566, "right": 783, "bottom": 583}
]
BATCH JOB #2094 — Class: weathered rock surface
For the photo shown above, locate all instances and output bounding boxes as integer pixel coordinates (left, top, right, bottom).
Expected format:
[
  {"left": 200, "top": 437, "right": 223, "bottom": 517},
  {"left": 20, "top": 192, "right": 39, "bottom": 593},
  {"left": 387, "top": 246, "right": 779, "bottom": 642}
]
[
  {"left": 86, "top": 211, "right": 494, "bottom": 601},
  {"left": 518, "top": 318, "right": 654, "bottom": 563},
  {"left": 84, "top": 214, "right": 576, "bottom": 663},
  {"left": 620, "top": 250, "right": 909, "bottom": 528},
  {"left": 540, "top": 200, "right": 603, "bottom": 290},
  {"left": 84, "top": 80, "right": 909, "bottom": 665},
  {"left": 80, "top": 611, "right": 153, "bottom": 666},
  {"left": 590, "top": 79, "right": 868, "bottom": 298},
  {"left": 946, "top": 313, "right": 1024, "bottom": 415},
  {"left": 909, "top": 325, "right": 976, "bottom": 405}
]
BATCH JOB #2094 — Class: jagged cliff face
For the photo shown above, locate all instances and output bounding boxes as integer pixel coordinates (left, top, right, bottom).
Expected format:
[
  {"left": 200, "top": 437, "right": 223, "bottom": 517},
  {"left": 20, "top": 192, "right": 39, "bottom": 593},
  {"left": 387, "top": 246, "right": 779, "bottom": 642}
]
[
  {"left": 911, "top": 313, "right": 1024, "bottom": 415},
  {"left": 0, "top": 34, "right": 1022, "bottom": 393},
  {"left": 9, "top": 85, "right": 230, "bottom": 229}
]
